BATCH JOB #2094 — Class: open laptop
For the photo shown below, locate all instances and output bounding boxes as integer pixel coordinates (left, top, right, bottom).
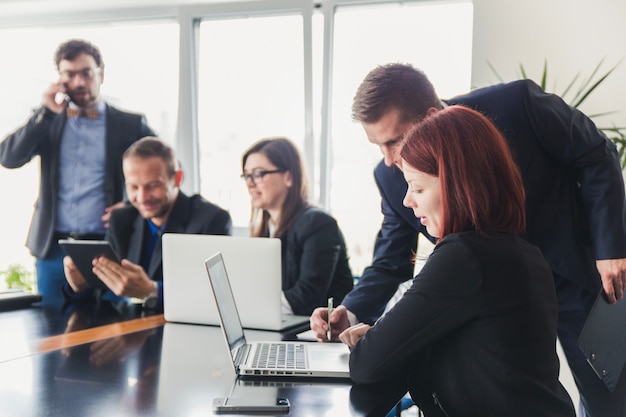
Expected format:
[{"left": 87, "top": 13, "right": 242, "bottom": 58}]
[
  {"left": 205, "top": 251, "right": 351, "bottom": 379},
  {"left": 162, "top": 233, "right": 309, "bottom": 331}
]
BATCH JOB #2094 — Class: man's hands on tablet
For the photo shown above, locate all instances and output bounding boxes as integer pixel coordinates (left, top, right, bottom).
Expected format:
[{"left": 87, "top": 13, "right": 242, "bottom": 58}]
[
  {"left": 92, "top": 257, "right": 153, "bottom": 299},
  {"left": 63, "top": 255, "right": 153, "bottom": 299},
  {"left": 64, "top": 256, "right": 90, "bottom": 293}
]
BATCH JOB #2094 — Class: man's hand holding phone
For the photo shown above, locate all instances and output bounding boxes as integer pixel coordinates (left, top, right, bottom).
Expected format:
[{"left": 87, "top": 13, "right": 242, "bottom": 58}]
[{"left": 42, "top": 80, "right": 68, "bottom": 114}]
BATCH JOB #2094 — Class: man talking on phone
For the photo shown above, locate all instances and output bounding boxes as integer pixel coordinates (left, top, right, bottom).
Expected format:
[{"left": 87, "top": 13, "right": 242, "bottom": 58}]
[{"left": 0, "top": 39, "right": 155, "bottom": 305}]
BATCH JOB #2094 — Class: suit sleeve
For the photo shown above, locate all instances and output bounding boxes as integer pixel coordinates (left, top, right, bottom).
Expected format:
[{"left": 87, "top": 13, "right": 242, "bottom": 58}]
[
  {"left": 349, "top": 237, "right": 483, "bottom": 384},
  {"left": 139, "top": 115, "right": 156, "bottom": 138},
  {"left": 0, "top": 107, "right": 55, "bottom": 168},
  {"left": 199, "top": 207, "right": 232, "bottom": 236},
  {"left": 341, "top": 164, "right": 426, "bottom": 324},
  {"left": 522, "top": 81, "right": 626, "bottom": 260}
]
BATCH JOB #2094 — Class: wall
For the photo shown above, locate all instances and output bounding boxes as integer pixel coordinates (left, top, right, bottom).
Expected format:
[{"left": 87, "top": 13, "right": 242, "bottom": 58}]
[{"left": 472, "top": 0, "right": 626, "bottom": 130}]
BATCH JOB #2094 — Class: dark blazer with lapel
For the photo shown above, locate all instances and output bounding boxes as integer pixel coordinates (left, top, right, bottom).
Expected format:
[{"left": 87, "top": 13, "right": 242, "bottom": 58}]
[
  {"left": 342, "top": 79, "right": 626, "bottom": 324},
  {"left": 349, "top": 232, "right": 575, "bottom": 417},
  {"left": 0, "top": 104, "right": 155, "bottom": 259},
  {"left": 279, "top": 207, "right": 354, "bottom": 316},
  {"left": 106, "top": 191, "right": 232, "bottom": 281}
]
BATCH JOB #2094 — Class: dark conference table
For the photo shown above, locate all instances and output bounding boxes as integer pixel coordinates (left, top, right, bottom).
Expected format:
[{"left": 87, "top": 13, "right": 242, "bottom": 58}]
[{"left": 0, "top": 301, "right": 407, "bottom": 417}]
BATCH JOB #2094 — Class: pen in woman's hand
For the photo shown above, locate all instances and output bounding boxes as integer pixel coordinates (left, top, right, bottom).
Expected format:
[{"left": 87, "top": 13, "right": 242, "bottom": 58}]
[{"left": 327, "top": 297, "right": 334, "bottom": 341}]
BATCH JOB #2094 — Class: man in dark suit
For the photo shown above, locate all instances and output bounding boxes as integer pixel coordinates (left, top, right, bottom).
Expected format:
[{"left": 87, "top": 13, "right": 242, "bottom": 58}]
[
  {"left": 311, "top": 63, "right": 626, "bottom": 416},
  {"left": 0, "top": 39, "right": 155, "bottom": 305},
  {"left": 63, "top": 137, "right": 232, "bottom": 310}
]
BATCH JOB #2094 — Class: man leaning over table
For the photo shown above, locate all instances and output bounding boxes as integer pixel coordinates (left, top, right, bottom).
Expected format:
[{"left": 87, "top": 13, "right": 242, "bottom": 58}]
[
  {"left": 0, "top": 39, "right": 155, "bottom": 305},
  {"left": 63, "top": 137, "right": 232, "bottom": 311}
]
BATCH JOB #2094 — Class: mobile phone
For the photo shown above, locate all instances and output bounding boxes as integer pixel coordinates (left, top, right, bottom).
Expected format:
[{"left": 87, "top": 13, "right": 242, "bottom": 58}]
[
  {"left": 54, "top": 92, "right": 69, "bottom": 105},
  {"left": 212, "top": 397, "right": 290, "bottom": 414}
]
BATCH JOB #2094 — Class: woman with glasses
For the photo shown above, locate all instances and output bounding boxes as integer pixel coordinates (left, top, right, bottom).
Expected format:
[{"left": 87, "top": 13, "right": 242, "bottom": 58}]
[
  {"left": 241, "top": 137, "right": 353, "bottom": 316},
  {"left": 341, "top": 106, "right": 575, "bottom": 416}
]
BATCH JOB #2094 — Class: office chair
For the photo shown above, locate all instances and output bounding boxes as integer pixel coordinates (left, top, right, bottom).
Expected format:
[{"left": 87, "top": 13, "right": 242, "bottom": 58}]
[{"left": 388, "top": 395, "right": 418, "bottom": 417}]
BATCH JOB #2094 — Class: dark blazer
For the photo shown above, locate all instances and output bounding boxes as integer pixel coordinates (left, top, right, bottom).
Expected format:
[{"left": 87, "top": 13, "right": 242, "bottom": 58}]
[
  {"left": 349, "top": 232, "right": 576, "bottom": 417},
  {"left": 342, "top": 79, "right": 626, "bottom": 324},
  {"left": 280, "top": 207, "right": 353, "bottom": 316},
  {"left": 107, "top": 191, "right": 232, "bottom": 282},
  {"left": 0, "top": 104, "right": 155, "bottom": 258}
]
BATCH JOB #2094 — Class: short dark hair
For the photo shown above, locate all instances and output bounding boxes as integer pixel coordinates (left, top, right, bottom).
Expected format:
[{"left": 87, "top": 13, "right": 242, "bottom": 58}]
[
  {"left": 241, "top": 137, "right": 310, "bottom": 238},
  {"left": 352, "top": 63, "right": 442, "bottom": 124},
  {"left": 400, "top": 105, "right": 526, "bottom": 239},
  {"left": 54, "top": 39, "right": 104, "bottom": 69},
  {"left": 123, "top": 137, "right": 178, "bottom": 178}
]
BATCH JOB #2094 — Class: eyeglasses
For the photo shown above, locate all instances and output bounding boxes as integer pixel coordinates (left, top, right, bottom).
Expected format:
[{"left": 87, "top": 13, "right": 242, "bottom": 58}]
[
  {"left": 240, "top": 169, "right": 286, "bottom": 184},
  {"left": 59, "top": 67, "right": 102, "bottom": 83}
]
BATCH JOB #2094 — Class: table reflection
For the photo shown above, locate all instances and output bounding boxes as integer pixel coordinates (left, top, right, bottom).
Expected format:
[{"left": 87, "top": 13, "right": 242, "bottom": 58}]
[
  {"left": 0, "top": 313, "right": 406, "bottom": 417},
  {"left": 0, "top": 325, "right": 163, "bottom": 417},
  {"left": 0, "top": 299, "right": 160, "bottom": 362}
]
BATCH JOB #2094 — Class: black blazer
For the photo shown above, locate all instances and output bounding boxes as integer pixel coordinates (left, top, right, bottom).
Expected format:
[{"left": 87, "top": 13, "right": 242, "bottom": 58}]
[
  {"left": 107, "top": 191, "right": 232, "bottom": 282},
  {"left": 342, "top": 79, "right": 626, "bottom": 324},
  {"left": 280, "top": 207, "right": 353, "bottom": 316},
  {"left": 349, "top": 232, "right": 576, "bottom": 417},
  {"left": 0, "top": 104, "right": 155, "bottom": 258}
]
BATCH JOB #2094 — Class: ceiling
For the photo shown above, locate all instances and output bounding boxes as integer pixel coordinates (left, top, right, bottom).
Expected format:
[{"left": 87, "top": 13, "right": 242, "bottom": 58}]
[{"left": 0, "top": 0, "right": 265, "bottom": 27}]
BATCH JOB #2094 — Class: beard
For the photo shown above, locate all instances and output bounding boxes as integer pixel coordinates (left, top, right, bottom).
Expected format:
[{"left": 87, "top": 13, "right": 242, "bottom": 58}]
[
  {"left": 66, "top": 87, "right": 95, "bottom": 108},
  {"left": 138, "top": 199, "right": 172, "bottom": 221},
  {"left": 153, "top": 201, "right": 172, "bottom": 219}
]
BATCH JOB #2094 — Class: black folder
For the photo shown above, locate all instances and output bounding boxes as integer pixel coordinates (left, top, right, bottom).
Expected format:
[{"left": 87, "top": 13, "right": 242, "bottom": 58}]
[{"left": 577, "top": 291, "right": 626, "bottom": 392}]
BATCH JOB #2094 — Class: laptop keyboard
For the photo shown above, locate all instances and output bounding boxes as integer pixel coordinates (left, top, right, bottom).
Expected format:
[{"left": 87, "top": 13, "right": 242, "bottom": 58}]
[{"left": 251, "top": 343, "right": 306, "bottom": 370}]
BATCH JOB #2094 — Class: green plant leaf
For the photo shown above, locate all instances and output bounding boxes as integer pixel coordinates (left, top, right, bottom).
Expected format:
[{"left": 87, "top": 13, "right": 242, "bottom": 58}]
[
  {"left": 571, "top": 58, "right": 605, "bottom": 105},
  {"left": 572, "top": 69, "right": 613, "bottom": 108},
  {"left": 560, "top": 72, "right": 580, "bottom": 99},
  {"left": 486, "top": 61, "right": 504, "bottom": 83},
  {"left": 1, "top": 263, "right": 34, "bottom": 292},
  {"left": 540, "top": 60, "right": 548, "bottom": 91}
]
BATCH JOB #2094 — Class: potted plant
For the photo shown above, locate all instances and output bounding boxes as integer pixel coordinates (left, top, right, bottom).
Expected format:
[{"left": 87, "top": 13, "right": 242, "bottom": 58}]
[{"left": 1, "top": 263, "right": 35, "bottom": 292}]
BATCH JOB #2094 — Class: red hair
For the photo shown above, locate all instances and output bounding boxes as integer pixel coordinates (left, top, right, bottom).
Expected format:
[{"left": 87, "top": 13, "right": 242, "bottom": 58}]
[{"left": 400, "top": 105, "right": 526, "bottom": 239}]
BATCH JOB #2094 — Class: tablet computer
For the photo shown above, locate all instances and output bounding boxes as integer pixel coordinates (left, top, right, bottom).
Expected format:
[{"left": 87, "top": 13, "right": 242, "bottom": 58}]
[{"left": 58, "top": 239, "right": 120, "bottom": 290}]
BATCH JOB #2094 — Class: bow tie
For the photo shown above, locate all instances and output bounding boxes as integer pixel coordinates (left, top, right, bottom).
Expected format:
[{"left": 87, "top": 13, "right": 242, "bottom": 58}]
[{"left": 66, "top": 107, "right": 99, "bottom": 119}]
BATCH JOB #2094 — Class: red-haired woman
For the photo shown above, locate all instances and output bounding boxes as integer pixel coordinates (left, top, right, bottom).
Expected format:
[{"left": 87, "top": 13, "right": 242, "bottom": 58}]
[{"left": 342, "top": 106, "right": 575, "bottom": 417}]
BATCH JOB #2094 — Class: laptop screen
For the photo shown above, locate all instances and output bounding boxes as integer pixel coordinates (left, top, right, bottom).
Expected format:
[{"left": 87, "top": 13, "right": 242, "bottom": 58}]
[
  {"left": 162, "top": 233, "right": 286, "bottom": 330},
  {"left": 205, "top": 252, "right": 247, "bottom": 356}
]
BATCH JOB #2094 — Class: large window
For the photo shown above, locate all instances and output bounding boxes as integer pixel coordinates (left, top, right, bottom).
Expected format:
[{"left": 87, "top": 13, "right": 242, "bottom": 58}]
[
  {"left": 193, "top": 1, "right": 473, "bottom": 273},
  {"left": 0, "top": 0, "right": 473, "bottom": 286},
  {"left": 197, "top": 14, "right": 309, "bottom": 229},
  {"left": 0, "top": 21, "right": 179, "bottom": 281}
]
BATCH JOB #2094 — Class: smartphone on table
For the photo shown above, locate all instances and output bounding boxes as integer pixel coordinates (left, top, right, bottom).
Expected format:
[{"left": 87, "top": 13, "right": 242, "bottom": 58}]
[{"left": 212, "top": 397, "right": 290, "bottom": 414}]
